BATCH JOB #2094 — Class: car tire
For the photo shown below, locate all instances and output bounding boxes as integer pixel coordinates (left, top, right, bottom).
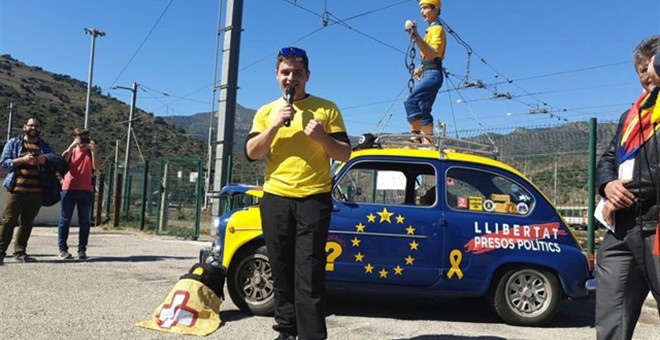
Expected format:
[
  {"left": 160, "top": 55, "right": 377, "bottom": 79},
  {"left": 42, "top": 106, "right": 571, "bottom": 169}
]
[
  {"left": 489, "top": 267, "right": 560, "bottom": 326},
  {"left": 227, "top": 245, "right": 275, "bottom": 316}
]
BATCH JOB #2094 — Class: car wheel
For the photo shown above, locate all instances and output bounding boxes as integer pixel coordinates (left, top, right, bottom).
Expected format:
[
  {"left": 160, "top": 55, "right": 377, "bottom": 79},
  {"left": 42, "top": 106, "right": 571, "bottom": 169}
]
[
  {"left": 227, "top": 245, "right": 275, "bottom": 316},
  {"left": 490, "top": 267, "right": 560, "bottom": 326}
]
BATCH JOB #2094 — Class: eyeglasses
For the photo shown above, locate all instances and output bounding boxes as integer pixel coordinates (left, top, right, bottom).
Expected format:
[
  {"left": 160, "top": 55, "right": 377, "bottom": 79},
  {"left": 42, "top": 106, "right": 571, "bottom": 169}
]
[{"left": 278, "top": 47, "right": 306, "bottom": 57}]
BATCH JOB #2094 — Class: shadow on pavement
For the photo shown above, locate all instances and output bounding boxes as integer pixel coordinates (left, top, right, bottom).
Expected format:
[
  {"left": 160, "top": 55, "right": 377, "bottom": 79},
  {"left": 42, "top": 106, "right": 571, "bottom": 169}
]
[
  {"left": 219, "top": 310, "right": 254, "bottom": 323},
  {"left": 327, "top": 291, "right": 595, "bottom": 328},
  {"left": 85, "top": 255, "right": 196, "bottom": 263},
  {"left": 393, "top": 336, "right": 506, "bottom": 340}
]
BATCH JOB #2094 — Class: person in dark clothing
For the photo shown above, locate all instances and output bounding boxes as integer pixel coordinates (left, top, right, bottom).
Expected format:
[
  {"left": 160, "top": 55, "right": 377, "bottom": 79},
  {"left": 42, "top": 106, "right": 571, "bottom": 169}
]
[
  {"left": 0, "top": 117, "right": 54, "bottom": 264},
  {"left": 594, "top": 35, "right": 660, "bottom": 340}
]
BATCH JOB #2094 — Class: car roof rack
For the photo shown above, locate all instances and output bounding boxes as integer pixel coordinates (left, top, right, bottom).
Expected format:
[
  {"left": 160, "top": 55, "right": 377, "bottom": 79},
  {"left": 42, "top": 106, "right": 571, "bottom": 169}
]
[{"left": 373, "top": 133, "right": 500, "bottom": 159}]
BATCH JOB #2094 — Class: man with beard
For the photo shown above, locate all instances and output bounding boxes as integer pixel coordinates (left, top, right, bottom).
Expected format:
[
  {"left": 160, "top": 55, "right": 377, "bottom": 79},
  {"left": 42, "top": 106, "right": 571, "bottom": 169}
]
[{"left": 0, "top": 117, "right": 54, "bottom": 264}]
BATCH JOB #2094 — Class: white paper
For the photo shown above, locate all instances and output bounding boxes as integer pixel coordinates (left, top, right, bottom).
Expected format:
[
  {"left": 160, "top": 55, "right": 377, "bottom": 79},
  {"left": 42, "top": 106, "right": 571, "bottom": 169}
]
[
  {"left": 618, "top": 158, "right": 634, "bottom": 180},
  {"left": 594, "top": 198, "right": 615, "bottom": 232}
]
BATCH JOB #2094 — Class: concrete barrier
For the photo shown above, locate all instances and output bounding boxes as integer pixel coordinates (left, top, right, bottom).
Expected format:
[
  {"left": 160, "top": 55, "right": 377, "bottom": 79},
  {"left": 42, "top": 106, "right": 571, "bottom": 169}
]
[{"left": 0, "top": 177, "right": 79, "bottom": 226}]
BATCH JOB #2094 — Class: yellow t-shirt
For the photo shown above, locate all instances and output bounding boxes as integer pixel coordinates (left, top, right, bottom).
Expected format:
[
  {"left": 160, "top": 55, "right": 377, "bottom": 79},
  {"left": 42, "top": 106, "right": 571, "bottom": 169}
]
[
  {"left": 422, "top": 23, "right": 446, "bottom": 60},
  {"left": 250, "top": 95, "right": 347, "bottom": 198}
]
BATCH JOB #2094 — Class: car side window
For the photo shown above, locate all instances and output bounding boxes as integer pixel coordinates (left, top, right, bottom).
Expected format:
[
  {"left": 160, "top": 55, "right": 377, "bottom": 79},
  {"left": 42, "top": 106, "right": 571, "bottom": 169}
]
[
  {"left": 445, "top": 167, "right": 535, "bottom": 216},
  {"left": 333, "top": 161, "right": 436, "bottom": 206}
]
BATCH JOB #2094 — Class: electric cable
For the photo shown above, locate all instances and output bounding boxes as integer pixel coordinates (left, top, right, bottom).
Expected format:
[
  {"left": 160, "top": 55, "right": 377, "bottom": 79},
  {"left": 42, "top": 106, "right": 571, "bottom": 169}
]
[{"left": 109, "top": 0, "right": 175, "bottom": 88}]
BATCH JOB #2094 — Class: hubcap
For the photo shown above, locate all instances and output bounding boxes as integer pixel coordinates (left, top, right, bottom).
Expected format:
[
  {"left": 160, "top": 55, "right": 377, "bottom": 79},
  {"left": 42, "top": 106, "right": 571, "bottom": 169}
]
[
  {"left": 238, "top": 254, "right": 273, "bottom": 304},
  {"left": 506, "top": 270, "right": 550, "bottom": 317}
]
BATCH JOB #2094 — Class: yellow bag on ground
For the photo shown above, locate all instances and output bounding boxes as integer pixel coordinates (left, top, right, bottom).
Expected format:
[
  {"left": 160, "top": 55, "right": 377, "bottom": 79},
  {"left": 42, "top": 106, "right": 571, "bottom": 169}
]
[{"left": 137, "top": 264, "right": 224, "bottom": 336}]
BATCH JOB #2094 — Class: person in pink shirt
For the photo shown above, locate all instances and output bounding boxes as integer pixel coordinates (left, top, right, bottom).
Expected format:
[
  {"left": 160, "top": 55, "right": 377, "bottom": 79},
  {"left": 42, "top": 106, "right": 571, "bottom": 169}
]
[{"left": 57, "top": 128, "right": 99, "bottom": 260}]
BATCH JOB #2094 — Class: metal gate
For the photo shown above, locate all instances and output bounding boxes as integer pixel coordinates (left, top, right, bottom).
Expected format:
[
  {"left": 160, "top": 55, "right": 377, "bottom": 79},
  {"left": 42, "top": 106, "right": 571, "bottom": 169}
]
[{"left": 154, "top": 157, "right": 202, "bottom": 239}]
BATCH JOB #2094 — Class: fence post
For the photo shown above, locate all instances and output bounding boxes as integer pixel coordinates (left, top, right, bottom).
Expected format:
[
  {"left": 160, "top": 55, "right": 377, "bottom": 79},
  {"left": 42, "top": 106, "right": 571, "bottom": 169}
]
[
  {"left": 95, "top": 173, "right": 105, "bottom": 226},
  {"left": 158, "top": 162, "right": 169, "bottom": 234},
  {"left": 105, "top": 162, "right": 114, "bottom": 221},
  {"left": 113, "top": 173, "right": 123, "bottom": 227},
  {"left": 587, "top": 118, "right": 597, "bottom": 259},
  {"left": 139, "top": 161, "right": 149, "bottom": 231},
  {"left": 194, "top": 159, "right": 203, "bottom": 239}
]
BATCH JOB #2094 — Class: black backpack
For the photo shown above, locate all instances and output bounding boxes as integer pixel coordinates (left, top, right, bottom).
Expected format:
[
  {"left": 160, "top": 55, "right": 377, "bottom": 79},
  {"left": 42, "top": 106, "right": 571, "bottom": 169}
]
[{"left": 180, "top": 263, "right": 225, "bottom": 299}]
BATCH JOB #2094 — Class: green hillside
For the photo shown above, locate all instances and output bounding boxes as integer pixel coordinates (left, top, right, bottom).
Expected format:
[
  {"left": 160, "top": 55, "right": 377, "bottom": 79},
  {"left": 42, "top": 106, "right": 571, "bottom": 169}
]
[
  {"left": 0, "top": 54, "right": 206, "bottom": 166},
  {"left": 0, "top": 53, "right": 622, "bottom": 205}
]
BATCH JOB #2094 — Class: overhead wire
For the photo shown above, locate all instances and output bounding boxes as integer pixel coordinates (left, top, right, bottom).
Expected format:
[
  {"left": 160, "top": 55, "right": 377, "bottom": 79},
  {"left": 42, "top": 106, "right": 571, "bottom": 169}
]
[
  {"left": 109, "top": 0, "right": 175, "bottom": 88},
  {"left": 444, "top": 72, "right": 497, "bottom": 148}
]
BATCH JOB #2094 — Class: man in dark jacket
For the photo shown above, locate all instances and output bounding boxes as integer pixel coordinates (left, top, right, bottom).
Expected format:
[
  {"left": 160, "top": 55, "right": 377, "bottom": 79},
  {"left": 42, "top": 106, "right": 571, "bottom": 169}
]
[
  {"left": 0, "top": 117, "right": 54, "bottom": 264},
  {"left": 594, "top": 36, "right": 660, "bottom": 340}
]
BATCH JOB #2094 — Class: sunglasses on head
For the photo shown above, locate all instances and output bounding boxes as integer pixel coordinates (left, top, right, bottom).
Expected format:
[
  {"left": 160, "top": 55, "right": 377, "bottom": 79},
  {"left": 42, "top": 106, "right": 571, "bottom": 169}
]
[{"left": 279, "top": 47, "right": 306, "bottom": 57}]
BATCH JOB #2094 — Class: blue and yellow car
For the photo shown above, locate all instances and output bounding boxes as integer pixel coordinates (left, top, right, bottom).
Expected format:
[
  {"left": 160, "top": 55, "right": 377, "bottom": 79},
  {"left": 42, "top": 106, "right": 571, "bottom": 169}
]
[{"left": 200, "top": 140, "right": 592, "bottom": 326}]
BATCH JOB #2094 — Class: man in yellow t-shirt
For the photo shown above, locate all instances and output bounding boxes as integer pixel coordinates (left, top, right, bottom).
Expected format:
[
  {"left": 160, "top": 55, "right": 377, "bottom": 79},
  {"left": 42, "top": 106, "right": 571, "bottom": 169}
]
[
  {"left": 245, "top": 46, "right": 351, "bottom": 340},
  {"left": 403, "top": 0, "right": 446, "bottom": 144}
]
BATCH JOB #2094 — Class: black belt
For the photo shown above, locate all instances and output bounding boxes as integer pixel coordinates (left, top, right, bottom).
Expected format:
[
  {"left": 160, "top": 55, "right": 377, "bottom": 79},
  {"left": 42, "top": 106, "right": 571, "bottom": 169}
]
[{"left": 421, "top": 58, "right": 442, "bottom": 71}]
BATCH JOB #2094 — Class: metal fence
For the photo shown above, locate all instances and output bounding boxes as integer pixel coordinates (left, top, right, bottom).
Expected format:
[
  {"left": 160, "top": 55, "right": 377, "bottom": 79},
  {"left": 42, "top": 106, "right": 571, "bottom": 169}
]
[
  {"left": 98, "top": 156, "right": 203, "bottom": 239},
  {"left": 447, "top": 120, "right": 618, "bottom": 206}
]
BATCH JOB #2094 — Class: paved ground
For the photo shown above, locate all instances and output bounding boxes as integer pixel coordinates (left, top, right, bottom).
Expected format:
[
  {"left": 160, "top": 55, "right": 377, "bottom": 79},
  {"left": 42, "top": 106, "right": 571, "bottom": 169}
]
[{"left": 0, "top": 226, "right": 658, "bottom": 340}]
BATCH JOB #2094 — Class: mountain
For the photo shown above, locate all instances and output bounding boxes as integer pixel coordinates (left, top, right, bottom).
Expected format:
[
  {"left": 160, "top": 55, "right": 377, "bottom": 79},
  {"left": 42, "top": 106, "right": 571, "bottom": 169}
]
[
  {"left": 164, "top": 104, "right": 255, "bottom": 142},
  {"left": 0, "top": 53, "right": 621, "bottom": 204},
  {"left": 0, "top": 54, "right": 206, "bottom": 164}
]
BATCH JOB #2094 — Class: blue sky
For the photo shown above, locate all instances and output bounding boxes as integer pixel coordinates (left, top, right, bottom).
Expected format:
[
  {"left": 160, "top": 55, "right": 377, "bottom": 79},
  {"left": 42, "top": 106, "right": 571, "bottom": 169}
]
[{"left": 1, "top": 0, "right": 659, "bottom": 136}]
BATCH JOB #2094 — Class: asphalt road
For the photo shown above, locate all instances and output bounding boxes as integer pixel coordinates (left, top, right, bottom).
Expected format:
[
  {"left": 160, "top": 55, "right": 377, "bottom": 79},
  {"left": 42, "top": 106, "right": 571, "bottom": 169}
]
[{"left": 1, "top": 227, "right": 658, "bottom": 340}]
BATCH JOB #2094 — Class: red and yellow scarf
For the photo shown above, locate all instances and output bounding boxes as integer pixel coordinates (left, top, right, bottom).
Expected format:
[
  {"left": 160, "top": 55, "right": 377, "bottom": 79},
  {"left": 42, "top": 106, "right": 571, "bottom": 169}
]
[
  {"left": 618, "top": 89, "right": 660, "bottom": 255},
  {"left": 619, "top": 90, "right": 660, "bottom": 162}
]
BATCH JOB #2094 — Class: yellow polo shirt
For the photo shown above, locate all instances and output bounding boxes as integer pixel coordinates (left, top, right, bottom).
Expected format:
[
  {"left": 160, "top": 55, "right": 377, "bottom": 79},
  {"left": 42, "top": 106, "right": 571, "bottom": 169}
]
[
  {"left": 250, "top": 95, "right": 347, "bottom": 198},
  {"left": 422, "top": 23, "right": 446, "bottom": 60}
]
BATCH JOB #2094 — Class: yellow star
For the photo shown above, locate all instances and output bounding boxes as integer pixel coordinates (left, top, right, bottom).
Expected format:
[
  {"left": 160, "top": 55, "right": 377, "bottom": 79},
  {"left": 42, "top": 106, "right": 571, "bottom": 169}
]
[
  {"left": 354, "top": 252, "right": 364, "bottom": 262},
  {"left": 409, "top": 240, "right": 419, "bottom": 250},
  {"left": 405, "top": 255, "right": 415, "bottom": 265},
  {"left": 355, "top": 223, "right": 366, "bottom": 232},
  {"left": 379, "top": 268, "right": 389, "bottom": 278},
  {"left": 377, "top": 208, "right": 394, "bottom": 223},
  {"left": 406, "top": 225, "right": 416, "bottom": 235},
  {"left": 395, "top": 214, "right": 405, "bottom": 224},
  {"left": 364, "top": 263, "right": 374, "bottom": 273},
  {"left": 394, "top": 265, "right": 404, "bottom": 275},
  {"left": 366, "top": 213, "right": 376, "bottom": 223},
  {"left": 351, "top": 237, "right": 361, "bottom": 247}
]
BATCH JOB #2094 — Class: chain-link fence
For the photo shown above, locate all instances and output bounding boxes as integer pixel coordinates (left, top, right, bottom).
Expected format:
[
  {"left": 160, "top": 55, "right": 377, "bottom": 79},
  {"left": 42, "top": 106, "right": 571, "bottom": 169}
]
[
  {"left": 448, "top": 120, "right": 618, "bottom": 207},
  {"left": 97, "top": 156, "right": 203, "bottom": 239}
]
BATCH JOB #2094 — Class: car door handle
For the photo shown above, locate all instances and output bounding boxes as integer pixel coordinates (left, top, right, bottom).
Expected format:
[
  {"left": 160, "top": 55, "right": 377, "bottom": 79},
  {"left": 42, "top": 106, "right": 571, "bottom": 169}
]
[{"left": 332, "top": 204, "right": 340, "bottom": 212}]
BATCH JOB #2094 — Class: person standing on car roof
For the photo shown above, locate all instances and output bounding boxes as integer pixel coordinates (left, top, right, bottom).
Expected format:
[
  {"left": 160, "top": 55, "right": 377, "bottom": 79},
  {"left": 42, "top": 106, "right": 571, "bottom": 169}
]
[
  {"left": 595, "top": 35, "right": 660, "bottom": 340},
  {"left": 245, "top": 47, "right": 351, "bottom": 340},
  {"left": 403, "top": 0, "right": 446, "bottom": 144}
]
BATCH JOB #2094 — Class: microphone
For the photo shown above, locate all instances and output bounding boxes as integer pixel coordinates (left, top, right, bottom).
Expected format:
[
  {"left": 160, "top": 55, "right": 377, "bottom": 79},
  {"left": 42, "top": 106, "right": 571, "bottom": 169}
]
[{"left": 284, "top": 86, "right": 295, "bottom": 127}]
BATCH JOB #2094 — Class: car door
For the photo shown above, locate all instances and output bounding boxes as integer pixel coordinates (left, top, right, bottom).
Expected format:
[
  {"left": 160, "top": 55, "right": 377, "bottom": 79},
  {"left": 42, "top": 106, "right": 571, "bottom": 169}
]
[
  {"left": 437, "top": 162, "right": 560, "bottom": 294},
  {"left": 327, "top": 158, "right": 444, "bottom": 287}
]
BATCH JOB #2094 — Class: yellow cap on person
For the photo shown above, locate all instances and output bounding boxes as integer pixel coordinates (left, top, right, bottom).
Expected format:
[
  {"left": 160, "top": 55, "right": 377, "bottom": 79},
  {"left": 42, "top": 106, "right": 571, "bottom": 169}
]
[{"left": 419, "top": 0, "right": 441, "bottom": 9}]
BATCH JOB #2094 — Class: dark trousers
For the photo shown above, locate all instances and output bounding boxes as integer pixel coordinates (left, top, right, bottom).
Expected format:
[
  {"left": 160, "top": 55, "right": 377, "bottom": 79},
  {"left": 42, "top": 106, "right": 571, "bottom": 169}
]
[
  {"left": 57, "top": 190, "right": 94, "bottom": 253},
  {"left": 260, "top": 192, "right": 332, "bottom": 340},
  {"left": 595, "top": 227, "right": 660, "bottom": 340},
  {"left": 0, "top": 191, "right": 43, "bottom": 256}
]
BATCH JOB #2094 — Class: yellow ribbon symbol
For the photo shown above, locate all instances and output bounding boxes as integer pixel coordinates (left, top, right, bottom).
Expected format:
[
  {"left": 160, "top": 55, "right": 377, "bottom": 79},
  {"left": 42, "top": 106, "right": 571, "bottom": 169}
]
[{"left": 447, "top": 249, "right": 463, "bottom": 279}]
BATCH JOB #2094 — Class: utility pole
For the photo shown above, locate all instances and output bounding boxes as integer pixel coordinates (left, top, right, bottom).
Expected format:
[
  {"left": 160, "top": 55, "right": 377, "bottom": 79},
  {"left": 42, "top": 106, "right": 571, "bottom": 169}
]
[
  {"left": 212, "top": 0, "right": 244, "bottom": 219},
  {"left": 6, "top": 103, "right": 15, "bottom": 142},
  {"left": 112, "top": 82, "right": 138, "bottom": 211},
  {"left": 553, "top": 155, "right": 558, "bottom": 205},
  {"left": 84, "top": 28, "right": 105, "bottom": 130},
  {"left": 204, "top": 0, "right": 224, "bottom": 210}
]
